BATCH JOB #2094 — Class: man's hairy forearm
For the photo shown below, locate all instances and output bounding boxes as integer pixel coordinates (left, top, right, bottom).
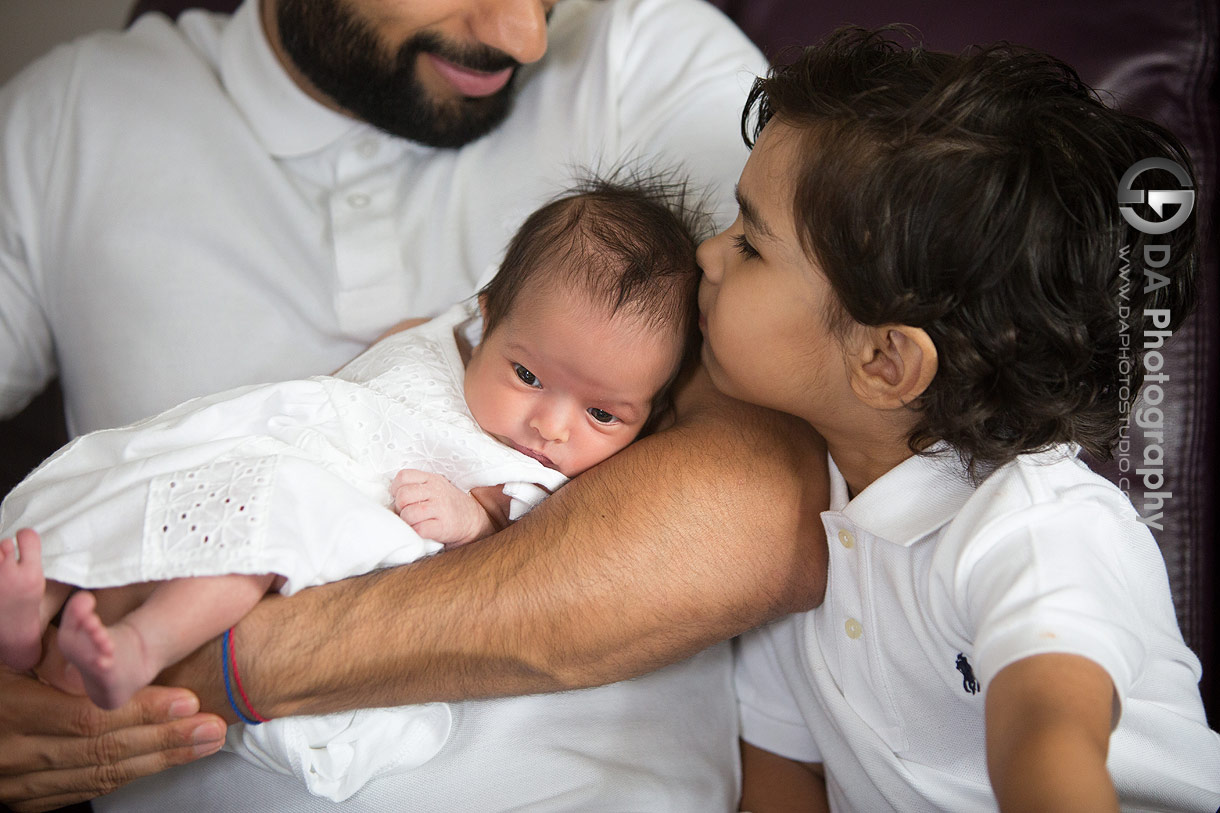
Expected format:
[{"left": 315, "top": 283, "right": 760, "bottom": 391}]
[{"left": 161, "top": 372, "right": 829, "bottom": 719}]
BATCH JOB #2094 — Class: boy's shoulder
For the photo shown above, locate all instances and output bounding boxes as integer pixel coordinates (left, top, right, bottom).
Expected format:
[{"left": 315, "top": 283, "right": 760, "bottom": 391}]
[
  {"left": 937, "top": 445, "right": 1154, "bottom": 574},
  {"left": 837, "top": 444, "right": 1139, "bottom": 547},
  {"left": 960, "top": 446, "right": 1138, "bottom": 528}
]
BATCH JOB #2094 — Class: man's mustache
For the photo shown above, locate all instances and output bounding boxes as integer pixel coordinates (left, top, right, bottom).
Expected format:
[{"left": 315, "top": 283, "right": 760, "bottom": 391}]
[{"left": 404, "top": 31, "right": 522, "bottom": 74}]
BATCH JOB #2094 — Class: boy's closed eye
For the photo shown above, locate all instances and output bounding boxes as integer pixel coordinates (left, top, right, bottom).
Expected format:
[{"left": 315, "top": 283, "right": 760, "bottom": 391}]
[{"left": 732, "top": 233, "right": 760, "bottom": 259}]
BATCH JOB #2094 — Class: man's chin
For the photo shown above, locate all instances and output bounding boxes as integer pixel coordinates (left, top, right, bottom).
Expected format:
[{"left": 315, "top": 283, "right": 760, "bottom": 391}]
[{"left": 371, "top": 89, "right": 515, "bottom": 147}]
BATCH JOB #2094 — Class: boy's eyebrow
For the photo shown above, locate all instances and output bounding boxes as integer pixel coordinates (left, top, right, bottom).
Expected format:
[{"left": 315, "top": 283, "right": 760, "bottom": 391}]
[{"left": 735, "top": 185, "right": 774, "bottom": 240}]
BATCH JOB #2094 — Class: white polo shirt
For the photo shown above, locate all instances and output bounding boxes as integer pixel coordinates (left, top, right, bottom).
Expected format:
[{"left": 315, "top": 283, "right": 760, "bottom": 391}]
[
  {"left": 0, "top": 0, "right": 763, "bottom": 437},
  {"left": 736, "top": 446, "right": 1220, "bottom": 811},
  {"left": 0, "top": 0, "right": 766, "bottom": 808}
]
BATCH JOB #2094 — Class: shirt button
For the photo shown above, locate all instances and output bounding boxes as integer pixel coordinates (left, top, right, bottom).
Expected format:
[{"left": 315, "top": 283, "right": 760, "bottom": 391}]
[
  {"left": 347, "top": 193, "right": 371, "bottom": 209},
  {"left": 837, "top": 529, "right": 855, "bottom": 548},
  {"left": 357, "top": 139, "right": 379, "bottom": 158},
  {"left": 844, "top": 618, "right": 863, "bottom": 639}
]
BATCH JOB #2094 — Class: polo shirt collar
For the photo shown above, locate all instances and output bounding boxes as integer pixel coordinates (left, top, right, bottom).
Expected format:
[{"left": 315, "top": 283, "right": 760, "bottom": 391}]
[
  {"left": 219, "top": 0, "right": 361, "bottom": 158},
  {"left": 828, "top": 443, "right": 977, "bottom": 547}
]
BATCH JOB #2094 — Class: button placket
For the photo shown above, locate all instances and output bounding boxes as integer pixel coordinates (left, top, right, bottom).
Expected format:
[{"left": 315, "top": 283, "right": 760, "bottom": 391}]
[
  {"left": 831, "top": 523, "right": 863, "bottom": 642},
  {"left": 819, "top": 517, "right": 908, "bottom": 750},
  {"left": 853, "top": 526, "right": 911, "bottom": 752},
  {"left": 330, "top": 140, "right": 409, "bottom": 334}
]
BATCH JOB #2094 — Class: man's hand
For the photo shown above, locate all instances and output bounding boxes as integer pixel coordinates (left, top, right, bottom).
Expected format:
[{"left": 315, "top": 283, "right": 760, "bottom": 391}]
[
  {"left": 0, "top": 632, "right": 225, "bottom": 813},
  {"left": 392, "top": 469, "right": 497, "bottom": 547}
]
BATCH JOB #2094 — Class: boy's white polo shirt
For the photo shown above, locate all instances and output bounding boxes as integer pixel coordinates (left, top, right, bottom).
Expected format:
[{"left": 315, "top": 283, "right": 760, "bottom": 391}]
[{"left": 736, "top": 445, "right": 1220, "bottom": 811}]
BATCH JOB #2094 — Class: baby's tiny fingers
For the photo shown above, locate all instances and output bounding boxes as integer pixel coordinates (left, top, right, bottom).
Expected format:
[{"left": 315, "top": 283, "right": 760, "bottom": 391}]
[
  {"left": 398, "top": 501, "right": 435, "bottom": 525},
  {"left": 391, "top": 468, "right": 434, "bottom": 488},
  {"left": 408, "top": 518, "right": 445, "bottom": 541},
  {"left": 393, "top": 482, "right": 435, "bottom": 511}
]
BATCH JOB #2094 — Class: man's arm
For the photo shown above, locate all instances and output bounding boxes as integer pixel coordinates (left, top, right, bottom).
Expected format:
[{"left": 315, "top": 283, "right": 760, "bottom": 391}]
[
  {"left": 0, "top": 61, "right": 60, "bottom": 431},
  {"left": 0, "top": 369, "right": 826, "bottom": 809},
  {"left": 165, "top": 367, "right": 829, "bottom": 718},
  {"left": 985, "top": 653, "right": 1119, "bottom": 812}
]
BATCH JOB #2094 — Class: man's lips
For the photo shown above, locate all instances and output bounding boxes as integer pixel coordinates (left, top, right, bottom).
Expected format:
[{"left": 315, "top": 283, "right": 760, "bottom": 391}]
[{"left": 424, "top": 53, "right": 514, "bottom": 97}]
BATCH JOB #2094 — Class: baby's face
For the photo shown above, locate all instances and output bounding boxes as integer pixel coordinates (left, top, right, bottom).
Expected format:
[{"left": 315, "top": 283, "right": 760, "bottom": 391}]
[{"left": 464, "top": 287, "right": 683, "bottom": 477}]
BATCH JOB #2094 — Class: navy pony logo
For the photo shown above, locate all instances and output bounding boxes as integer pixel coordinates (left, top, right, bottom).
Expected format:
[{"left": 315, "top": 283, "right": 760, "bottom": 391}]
[{"left": 955, "top": 653, "right": 980, "bottom": 695}]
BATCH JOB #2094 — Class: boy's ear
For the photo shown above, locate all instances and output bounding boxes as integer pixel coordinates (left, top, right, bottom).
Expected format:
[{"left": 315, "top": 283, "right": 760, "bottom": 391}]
[{"left": 847, "top": 324, "right": 938, "bottom": 410}]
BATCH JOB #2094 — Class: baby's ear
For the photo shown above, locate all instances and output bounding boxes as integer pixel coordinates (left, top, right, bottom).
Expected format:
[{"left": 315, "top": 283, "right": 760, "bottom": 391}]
[{"left": 847, "top": 324, "right": 937, "bottom": 410}]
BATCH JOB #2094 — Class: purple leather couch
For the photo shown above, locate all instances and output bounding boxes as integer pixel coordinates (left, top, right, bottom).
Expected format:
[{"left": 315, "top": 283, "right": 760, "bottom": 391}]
[{"left": 1, "top": 0, "right": 1215, "bottom": 768}]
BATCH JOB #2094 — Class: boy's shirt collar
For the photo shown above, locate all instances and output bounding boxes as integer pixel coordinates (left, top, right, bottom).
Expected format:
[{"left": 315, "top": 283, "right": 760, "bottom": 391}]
[
  {"left": 218, "top": 0, "right": 362, "bottom": 158},
  {"left": 827, "top": 443, "right": 977, "bottom": 547}
]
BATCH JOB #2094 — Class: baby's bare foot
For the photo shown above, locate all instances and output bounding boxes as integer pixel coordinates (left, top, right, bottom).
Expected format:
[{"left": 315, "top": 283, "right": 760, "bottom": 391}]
[
  {"left": 0, "top": 529, "right": 47, "bottom": 671},
  {"left": 58, "top": 591, "right": 157, "bottom": 709}
]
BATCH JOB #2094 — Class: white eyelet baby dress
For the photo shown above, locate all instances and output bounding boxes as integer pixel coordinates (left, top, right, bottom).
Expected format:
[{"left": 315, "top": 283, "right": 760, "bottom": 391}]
[{"left": 0, "top": 301, "right": 568, "bottom": 801}]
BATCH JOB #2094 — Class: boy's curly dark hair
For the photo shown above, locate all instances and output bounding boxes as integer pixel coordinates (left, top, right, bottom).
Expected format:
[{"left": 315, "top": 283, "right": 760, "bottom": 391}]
[{"left": 746, "top": 27, "right": 1199, "bottom": 474}]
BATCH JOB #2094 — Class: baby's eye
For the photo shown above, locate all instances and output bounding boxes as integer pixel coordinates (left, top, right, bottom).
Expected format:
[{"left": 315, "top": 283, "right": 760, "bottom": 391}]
[
  {"left": 587, "top": 407, "right": 619, "bottom": 425},
  {"left": 732, "top": 233, "right": 759, "bottom": 259},
  {"left": 514, "top": 364, "right": 541, "bottom": 388}
]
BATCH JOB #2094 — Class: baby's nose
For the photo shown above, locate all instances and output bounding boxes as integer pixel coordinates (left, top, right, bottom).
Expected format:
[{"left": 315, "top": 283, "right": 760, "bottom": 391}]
[{"left": 530, "top": 411, "right": 569, "bottom": 443}]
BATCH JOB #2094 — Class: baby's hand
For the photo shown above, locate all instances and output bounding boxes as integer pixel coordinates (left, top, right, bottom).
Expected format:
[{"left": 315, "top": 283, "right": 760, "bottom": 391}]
[{"left": 391, "top": 469, "right": 496, "bottom": 547}]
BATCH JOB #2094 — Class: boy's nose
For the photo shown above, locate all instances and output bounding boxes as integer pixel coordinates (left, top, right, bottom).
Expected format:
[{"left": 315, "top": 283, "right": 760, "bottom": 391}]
[
  {"left": 696, "top": 233, "right": 724, "bottom": 284},
  {"left": 470, "top": 0, "right": 549, "bottom": 66}
]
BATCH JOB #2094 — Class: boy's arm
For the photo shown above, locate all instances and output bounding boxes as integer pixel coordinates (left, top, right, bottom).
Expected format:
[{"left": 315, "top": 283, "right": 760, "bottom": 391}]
[
  {"left": 985, "top": 653, "right": 1119, "bottom": 812},
  {"left": 739, "top": 741, "right": 829, "bottom": 813}
]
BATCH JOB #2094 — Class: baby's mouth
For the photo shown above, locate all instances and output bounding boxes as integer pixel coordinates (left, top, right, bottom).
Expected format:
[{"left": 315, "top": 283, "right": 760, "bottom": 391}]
[{"left": 510, "top": 441, "right": 557, "bottom": 470}]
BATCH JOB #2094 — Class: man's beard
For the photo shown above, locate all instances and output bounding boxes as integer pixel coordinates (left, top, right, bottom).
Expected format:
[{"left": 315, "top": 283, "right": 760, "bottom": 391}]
[{"left": 276, "top": 0, "right": 522, "bottom": 148}]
